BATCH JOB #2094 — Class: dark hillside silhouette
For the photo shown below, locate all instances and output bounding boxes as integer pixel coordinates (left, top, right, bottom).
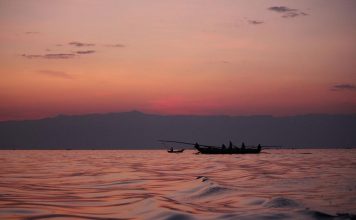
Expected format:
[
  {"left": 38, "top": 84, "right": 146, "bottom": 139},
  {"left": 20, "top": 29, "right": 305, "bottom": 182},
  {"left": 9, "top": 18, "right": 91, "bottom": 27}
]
[{"left": 0, "top": 111, "right": 355, "bottom": 149}]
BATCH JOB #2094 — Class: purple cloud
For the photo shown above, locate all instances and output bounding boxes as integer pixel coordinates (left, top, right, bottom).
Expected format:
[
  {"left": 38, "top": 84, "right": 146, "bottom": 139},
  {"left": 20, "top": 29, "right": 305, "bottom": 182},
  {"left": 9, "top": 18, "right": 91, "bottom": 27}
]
[
  {"left": 105, "top": 44, "right": 125, "bottom": 48},
  {"left": 69, "top": 41, "right": 95, "bottom": 47},
  {"left": 44, "top": 53, "right": 75, "bottom": 59},
  {"left": 25, "top": 31, "right": 39, "bottom": 34},
  {"left": 75, "top": 50, "right": 96, "bottom": 54},
  {"left": 268, "top": 6, "right": 308, "bottom": 18},
  {"left": 21, "top": 54, "right": 43, "bottom": 59},
  {"left": 22, "top": 53, "right": 76, "bottom": 59},
  {"left": 332, "top": 84, "right": 356, "bottom": 91},
  {"left": 269, "top": 6, "right": 296, "bottom": 13},
  {"left": 248, "top": 20, "right": 264, "bottom": 25}
]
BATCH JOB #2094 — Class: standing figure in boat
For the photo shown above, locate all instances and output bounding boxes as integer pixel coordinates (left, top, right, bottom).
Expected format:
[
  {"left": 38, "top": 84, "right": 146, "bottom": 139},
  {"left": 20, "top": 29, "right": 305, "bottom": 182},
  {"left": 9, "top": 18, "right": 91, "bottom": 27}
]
[
  {"left": 241, "top": 142, "right": 246, "bottom": 151},
  {"left": 228, "top": 141, "right": 233, "bottom": 150}
]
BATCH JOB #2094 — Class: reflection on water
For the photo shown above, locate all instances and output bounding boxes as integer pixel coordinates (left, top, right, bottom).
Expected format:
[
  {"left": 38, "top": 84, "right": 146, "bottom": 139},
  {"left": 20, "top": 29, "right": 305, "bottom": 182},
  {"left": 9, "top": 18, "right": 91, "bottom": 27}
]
[{"left": 0, "top": 149, "right": 355, "bottom": 220}]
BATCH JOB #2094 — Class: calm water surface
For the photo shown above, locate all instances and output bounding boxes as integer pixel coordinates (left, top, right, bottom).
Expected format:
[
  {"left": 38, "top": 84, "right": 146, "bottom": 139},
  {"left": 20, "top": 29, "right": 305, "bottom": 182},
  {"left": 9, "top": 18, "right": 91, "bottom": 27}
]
[{"left": 0, "top": 149, "right": 355, "bottom": 220}]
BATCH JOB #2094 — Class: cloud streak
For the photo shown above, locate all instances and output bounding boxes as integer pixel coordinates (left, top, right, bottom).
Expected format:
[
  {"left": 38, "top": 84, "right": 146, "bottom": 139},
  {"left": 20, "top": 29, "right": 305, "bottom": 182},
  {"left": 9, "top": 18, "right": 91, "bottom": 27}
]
[
  {"left": 268, "top": 6, "right": 308, "bottom": 18},
  {"left": 248, "top": 20, "right": 264, "bottom": 25},
  {"left": 25, "top": 31, "right": 39, "bottom": 34},
  {"left": 38, "top": 70, "right": 73, "bottom": 79},
  {"left": 69, "top": 41, "right": 95, "bottom": 47},
  {"left": 105, "top": 44, "right": 125, "bottom": 48},
  {"left": 331, "top": 84, "right": 356, "bottom": 91},
  {"left": 22, "top": 53, "right": 76, "bottom": 59},
  {"left": 75, "top": 50, "right": 96, "bottom": 54},
  {"left": 269, "top": 6, "right": 296, "bottom": 13}
]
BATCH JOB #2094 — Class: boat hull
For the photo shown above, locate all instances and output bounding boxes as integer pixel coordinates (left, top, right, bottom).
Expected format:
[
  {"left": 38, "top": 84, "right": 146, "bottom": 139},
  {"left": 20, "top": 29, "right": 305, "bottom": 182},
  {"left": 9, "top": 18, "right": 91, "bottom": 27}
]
[
  {"left": 167, "top": 149, "right": 185, "bottom": 153},
  {"left": 195, "top": 146, "right": 261, "bottom": 154}
]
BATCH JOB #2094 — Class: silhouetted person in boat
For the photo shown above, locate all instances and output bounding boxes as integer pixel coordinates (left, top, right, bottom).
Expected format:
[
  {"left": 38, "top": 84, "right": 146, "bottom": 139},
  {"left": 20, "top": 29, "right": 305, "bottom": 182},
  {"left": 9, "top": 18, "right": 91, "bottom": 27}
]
[
  {"left": 241, "top": 142, "right": 246, "bottom": 151},
  {"left": 170, "top": 147, "right": 173, "bottom": 152},
  {"left": 228, "top": 141, "right": 233, "bottom": 150},
  {"left": 194, "top": 143, "right": 200, "bottom": 150},
  {"left": 257, "top": 144, "right": 261, "bottom": 151},
  {"left": 221, "top": 144, "right": 226, "bottom": 150}
]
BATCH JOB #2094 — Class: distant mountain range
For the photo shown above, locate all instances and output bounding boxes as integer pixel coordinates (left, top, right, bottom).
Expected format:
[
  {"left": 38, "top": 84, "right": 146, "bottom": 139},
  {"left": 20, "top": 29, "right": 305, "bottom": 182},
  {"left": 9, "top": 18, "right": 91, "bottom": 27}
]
[{"left": 0, "top": 111, "right": 355, "bottom": 149}]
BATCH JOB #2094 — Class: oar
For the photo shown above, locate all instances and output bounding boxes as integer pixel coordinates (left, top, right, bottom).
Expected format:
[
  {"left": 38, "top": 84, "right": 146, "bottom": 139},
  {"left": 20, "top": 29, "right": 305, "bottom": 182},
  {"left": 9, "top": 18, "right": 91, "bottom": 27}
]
[{"left": 158, "top": 140, "right": 217, "bottom": 148}]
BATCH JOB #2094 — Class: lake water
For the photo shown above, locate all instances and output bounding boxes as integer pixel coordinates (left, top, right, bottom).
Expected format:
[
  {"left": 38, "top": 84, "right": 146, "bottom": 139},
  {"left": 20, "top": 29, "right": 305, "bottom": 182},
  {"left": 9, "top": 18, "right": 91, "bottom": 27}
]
[{"left": 0, "top": 149, "right": 355, "bottom": 220}]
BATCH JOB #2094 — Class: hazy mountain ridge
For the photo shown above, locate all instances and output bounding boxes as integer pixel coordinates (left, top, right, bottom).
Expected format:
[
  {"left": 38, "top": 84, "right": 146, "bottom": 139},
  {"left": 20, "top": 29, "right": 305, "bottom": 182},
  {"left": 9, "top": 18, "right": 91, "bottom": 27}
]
[{"left": 1, "top": 111, "right": 355, "bottom": 149}]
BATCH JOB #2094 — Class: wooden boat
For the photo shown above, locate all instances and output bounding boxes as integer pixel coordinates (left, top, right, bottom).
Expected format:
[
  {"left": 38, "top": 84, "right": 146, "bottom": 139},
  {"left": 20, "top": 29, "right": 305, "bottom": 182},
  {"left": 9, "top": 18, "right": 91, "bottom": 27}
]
[
  {"left": 159, "top": 140, "right": 262, "bottom": 154},
  {"left": 167, "top": 149, "right": 185, "bottom": 153}
]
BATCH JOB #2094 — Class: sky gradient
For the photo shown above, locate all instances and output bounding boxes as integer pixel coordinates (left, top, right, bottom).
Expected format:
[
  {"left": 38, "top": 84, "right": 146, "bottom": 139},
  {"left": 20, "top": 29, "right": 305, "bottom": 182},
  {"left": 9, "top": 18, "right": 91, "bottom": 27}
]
[{"left": 0, "top": 0, "right": 356, "bottom": 121}]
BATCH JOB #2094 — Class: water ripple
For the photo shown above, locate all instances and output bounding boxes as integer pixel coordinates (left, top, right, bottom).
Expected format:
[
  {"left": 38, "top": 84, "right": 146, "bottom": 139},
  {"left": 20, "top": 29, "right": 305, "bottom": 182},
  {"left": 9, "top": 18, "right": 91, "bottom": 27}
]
[{"left": 0, "top": 149, "right": 355, "bottom": 220}]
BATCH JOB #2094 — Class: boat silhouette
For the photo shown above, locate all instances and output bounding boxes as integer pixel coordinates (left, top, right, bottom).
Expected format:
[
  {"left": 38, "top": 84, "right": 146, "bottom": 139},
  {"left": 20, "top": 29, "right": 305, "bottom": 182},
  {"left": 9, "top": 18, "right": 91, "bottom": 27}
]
[
  {"left": 167, "top": 148, "right": 185, "bottom": 153},
  {"left": 159, "top": 140, "right": 262, "bottom": 154}
]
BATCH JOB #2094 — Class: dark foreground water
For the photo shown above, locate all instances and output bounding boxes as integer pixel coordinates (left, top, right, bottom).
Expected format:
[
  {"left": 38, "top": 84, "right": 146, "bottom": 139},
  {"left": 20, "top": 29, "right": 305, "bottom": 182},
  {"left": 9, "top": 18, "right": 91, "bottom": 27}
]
[{"left": 0, "top": 149, "right": 355, "bottom": 220}]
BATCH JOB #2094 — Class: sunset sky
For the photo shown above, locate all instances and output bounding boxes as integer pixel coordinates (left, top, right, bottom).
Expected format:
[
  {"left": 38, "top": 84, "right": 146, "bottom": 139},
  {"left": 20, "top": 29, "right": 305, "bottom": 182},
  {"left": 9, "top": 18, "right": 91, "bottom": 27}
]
[{"left": 0, "top": 0, "right": 355, "bottom": 121}]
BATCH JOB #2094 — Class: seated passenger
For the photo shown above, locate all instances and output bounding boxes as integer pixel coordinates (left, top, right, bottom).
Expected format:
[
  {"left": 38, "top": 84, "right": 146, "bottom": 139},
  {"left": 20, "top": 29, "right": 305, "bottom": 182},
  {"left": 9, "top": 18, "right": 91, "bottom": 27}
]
[{"left": 229, "top": 141, "right": 233, "bottom": 150}]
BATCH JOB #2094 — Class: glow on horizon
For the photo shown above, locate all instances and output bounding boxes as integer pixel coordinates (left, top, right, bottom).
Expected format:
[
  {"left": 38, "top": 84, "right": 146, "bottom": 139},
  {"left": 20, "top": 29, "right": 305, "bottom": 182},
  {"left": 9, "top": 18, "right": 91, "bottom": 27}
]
[{"left": 0, "top": 0, "right": 356, "bottom": 121}]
